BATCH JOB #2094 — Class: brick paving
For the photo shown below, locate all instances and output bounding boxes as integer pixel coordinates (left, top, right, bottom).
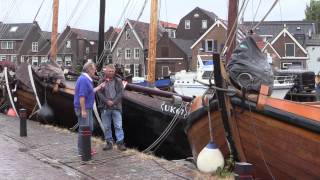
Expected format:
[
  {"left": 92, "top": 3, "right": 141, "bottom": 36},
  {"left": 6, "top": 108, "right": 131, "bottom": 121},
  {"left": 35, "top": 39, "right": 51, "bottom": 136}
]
[{"left": 0, "top": 114, "right": 216, "bottom": 180}]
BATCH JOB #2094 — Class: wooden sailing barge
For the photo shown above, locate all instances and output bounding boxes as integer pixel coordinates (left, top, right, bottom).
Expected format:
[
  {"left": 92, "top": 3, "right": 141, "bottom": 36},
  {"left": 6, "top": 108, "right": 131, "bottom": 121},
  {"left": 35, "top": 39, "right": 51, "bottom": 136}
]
[{"left": 185, "top": 41, "right": 320, "bottom": 179}]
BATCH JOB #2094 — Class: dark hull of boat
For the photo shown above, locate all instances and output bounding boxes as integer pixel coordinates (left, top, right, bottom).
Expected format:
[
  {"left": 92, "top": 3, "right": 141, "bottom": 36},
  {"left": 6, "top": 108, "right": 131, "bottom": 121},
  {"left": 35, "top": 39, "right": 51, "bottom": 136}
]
[
  {"left": 122, "top": 91, "right": 192, "bottom": 159},
  {"left": 16, "top": 88, "right": 37, "bottom": 117},
  {"left": 32, "top": 73, "right": 77, "bottom": 128},
  {"left": 186, "top": 97, "right": 320, "bottom": 179}
]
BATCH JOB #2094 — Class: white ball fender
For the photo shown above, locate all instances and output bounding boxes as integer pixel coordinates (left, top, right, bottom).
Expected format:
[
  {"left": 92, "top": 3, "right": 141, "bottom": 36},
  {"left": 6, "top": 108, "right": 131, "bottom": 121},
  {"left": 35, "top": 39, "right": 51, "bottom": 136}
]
[{"left": 197, "top": 142, "right": 224, "bottom": 173}]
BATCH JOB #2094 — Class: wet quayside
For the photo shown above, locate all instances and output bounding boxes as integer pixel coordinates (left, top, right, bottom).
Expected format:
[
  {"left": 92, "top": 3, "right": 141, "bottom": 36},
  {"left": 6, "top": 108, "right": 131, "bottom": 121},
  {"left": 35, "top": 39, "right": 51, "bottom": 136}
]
[{"left": 0, "top": 114, "right": 226, "bottom": 179}]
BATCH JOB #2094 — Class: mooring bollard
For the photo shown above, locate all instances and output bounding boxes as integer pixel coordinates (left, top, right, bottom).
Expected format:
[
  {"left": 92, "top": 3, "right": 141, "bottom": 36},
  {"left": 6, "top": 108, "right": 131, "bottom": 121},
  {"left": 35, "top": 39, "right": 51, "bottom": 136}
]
[
  {"left": 19, "top": 108, "right": 27, "bottom": 137},
  {"left": 79, "top": 125, "right": 91, "bottom": 161}
]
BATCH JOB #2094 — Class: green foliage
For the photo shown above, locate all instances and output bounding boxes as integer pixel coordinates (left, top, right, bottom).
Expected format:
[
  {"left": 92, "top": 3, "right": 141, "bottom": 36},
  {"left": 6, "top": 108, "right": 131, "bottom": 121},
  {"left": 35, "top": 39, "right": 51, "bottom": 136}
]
[
  {"left": 75, "top": 64, "right": 83, "bottom": 74},
  {"left": 305, "top": 0, "right": 320, "bottom": 33},
  {"left": 215, "top": 155, "right": 235, "bottom": 178}
]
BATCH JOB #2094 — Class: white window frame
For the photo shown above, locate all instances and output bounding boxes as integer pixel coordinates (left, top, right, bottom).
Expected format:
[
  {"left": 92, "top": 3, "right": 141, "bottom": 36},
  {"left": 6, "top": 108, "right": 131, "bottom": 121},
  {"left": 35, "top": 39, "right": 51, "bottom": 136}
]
[
  {"left": 56, "top": 56, "right": 63, "bottom": 65},
  {"left": 185, "top": 20, "right": 190, "bottom": 29},
  {"left": 66, "top": 41, "right": 71, "bottom": 48},
  {"left": 41, "top": 57, "right": 47, "bottom": 63},
  {"left": 32, "top": 56, "right": 38, "bottom": 66},
  {"left": 205, "top": 39, "right": 213, "bottom": 52},
  {"left": 85, "top": 47, "right": 90, "bottom": 54},
  {"left": 125, "top": 48, "right": 131, "bottom": 60},
  {"left": 1, "top": 41, "right": 13, "bottom": 49},
  {"left": 32, "top": 42, "right": 38, "bottom": 52},
  {"left": 134, "top": 64, "right": 139, "bottom": 77},
  {"left": 162, "top": 66, "right": 169, "bottom": 77},
  {"left": 125, "top": 64, "right": 131, "bottom": 74},
  {"left": 11, "top": 55, "right": 17, "bottom": 63},
  {"left": 0, "top": 55, "right": 6, "bottom": 61},
  {"left": 117, "top": 48, "right": 121, "bottom": 57},
  {"left": 64, "top": 56, "right": 72, "bottom": 67},
  {"left": 134, "top": 48, "right": 140, "bottom": 59},
  {"left": 285, "top": 43, "right": 295, "bottom": 57},
  {"left": 202, "top": 20, "right": 207, "bottom": 29},
  {"left": 104, "top": 41, "right": 111, "bottom": 50}
]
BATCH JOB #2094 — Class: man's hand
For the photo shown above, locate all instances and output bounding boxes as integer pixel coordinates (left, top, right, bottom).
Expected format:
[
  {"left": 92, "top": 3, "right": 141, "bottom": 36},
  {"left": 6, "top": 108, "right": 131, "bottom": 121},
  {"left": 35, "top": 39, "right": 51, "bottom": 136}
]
[
  {"left": 106, "top": 100, "right": 114, "bottom": 107},
  {"left": 81, "top": 109, "right": 88, "bottom": 119}
]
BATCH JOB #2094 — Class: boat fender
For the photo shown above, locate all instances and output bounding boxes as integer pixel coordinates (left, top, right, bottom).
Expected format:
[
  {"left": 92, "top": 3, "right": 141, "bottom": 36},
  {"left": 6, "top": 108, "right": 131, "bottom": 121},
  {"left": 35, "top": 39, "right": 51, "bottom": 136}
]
[
  {"left": 197, "top": 142, "right": 224, "bottom": 173},
  {"left": 37, "top": 103, "right": 54, "bottom": 123}
]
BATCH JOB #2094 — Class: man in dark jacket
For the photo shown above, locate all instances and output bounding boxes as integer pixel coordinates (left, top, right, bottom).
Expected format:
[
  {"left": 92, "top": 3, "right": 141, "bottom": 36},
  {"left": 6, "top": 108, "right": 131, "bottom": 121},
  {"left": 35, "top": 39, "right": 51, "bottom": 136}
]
[{"left": 97, "top": 64, "right": 126, "bottom": 151}]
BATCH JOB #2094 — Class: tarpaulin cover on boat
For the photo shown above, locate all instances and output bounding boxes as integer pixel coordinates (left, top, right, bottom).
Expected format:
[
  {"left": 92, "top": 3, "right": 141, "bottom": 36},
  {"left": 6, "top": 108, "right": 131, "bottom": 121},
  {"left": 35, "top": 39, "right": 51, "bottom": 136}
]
[{"left": 227, "top": 35, "right": 273, "bottom": 95}]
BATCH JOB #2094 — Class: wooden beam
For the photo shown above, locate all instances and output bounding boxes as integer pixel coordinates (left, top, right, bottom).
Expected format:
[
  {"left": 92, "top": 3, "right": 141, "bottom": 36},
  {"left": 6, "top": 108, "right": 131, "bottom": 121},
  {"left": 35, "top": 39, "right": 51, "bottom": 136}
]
[
  {"left": 50, "top": 0, "right": 59, "bottom": 61},
  {"left": 147, "top": 0, "right": 158, "bottom": 84}
]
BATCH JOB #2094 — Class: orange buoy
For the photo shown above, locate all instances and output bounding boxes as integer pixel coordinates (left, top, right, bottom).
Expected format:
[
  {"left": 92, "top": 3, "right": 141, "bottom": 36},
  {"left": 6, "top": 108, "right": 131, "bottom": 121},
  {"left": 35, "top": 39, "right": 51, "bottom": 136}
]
[{"left": 7, "top": 108, "right": 17, "bottom": 117}]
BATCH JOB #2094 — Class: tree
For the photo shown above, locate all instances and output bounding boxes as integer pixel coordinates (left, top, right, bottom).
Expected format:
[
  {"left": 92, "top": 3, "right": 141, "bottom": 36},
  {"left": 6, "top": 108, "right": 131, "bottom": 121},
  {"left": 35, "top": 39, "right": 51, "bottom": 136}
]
[{"left": 305, "top": 0, "right": 320, "bottom": 33}]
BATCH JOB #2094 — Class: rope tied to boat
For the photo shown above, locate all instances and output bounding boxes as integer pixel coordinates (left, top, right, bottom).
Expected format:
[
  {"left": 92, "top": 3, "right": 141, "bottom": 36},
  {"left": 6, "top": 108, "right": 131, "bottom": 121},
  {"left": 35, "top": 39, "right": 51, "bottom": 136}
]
[{"left": 143, "top": 101, "right": 189, "bottom": 154}]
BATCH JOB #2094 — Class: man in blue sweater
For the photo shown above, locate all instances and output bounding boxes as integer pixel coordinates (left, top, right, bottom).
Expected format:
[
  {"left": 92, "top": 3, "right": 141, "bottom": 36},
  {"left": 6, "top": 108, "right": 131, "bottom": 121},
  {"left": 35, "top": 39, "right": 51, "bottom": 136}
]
[{"left": 74, "top": 62, "right": 105, "bottom": 156}]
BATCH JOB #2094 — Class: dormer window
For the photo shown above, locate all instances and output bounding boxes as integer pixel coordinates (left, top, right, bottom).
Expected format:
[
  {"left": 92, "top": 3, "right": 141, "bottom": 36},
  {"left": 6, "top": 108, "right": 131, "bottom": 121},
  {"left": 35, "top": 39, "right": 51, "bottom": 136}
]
[
  {"left": 185, "top": 20, "right": 190, "bottom": 29},
  {"left": 296, "top": 26, "right": 301, "bottom": 30},
  {"left": 9, "top": 26, "right": 18, "bottom": 32},
  {"left": 32, "top": 42, "right": 38, "bottom": 52},
  {"left": 202, "top": 20, "right": 207, "bottom": 29}
]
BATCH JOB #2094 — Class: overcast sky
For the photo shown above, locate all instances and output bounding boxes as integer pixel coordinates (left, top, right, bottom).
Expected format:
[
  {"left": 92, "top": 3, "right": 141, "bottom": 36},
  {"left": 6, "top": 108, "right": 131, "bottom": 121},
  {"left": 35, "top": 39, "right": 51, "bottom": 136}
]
[{"left": 0, "top": 0, "right": 311, "bottom": 32}]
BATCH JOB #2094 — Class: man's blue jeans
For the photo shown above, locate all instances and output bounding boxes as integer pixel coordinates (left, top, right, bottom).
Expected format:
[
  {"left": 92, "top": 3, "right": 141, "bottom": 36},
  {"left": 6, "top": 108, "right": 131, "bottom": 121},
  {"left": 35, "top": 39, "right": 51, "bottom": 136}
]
[
  {"left": 101, "top": 109, "right": 124, "bottom": 143},
  {"left": 75, "top": 109, "right": 93, "bottom": 155}
]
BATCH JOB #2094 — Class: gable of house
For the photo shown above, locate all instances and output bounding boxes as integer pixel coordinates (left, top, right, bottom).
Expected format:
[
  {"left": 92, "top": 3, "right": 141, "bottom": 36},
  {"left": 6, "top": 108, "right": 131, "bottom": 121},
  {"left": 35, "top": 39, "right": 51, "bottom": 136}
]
[
  {"left": 176, "top": 7, "right": 218, "bottom": 40},
  {"left": 271, "top": 28, "right": 308, "bottom": 58}
]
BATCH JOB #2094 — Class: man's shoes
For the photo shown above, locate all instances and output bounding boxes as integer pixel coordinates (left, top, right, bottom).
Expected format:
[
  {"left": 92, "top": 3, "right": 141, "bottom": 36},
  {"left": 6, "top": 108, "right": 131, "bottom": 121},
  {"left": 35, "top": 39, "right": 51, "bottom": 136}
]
[
  {"left": 103, "top": 141, "right": 113, "bottom": 151},
  {"left": 117, "top": 142, "right": 127, "bottom": 151}
]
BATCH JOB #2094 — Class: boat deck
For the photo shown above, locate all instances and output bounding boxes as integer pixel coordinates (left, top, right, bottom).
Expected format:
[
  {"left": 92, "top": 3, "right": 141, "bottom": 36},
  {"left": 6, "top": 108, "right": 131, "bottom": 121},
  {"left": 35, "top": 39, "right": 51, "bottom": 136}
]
[{"left": 0, "top": 113, "right": 216, "bottom": 179}]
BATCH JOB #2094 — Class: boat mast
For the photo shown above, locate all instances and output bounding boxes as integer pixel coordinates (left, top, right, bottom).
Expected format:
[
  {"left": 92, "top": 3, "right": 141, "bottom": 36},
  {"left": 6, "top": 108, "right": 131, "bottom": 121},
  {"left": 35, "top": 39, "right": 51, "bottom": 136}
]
[
  {"left": 147, "top": 0, "right": 158, "bottom": 85},
  {"left": 226, "top": 0, "right": 238, "bottom": 63},
  {"left": 50, "top": 0, "right": 59, "bottom": 61},
  {"left": 97, "top": 0, "right": 106, "bottom": 71}
]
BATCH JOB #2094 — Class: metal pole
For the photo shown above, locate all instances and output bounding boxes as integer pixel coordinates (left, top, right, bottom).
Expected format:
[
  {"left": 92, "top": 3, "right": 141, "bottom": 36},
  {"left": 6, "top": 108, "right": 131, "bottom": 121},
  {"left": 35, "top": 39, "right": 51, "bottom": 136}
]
[
  {"left": 79, "top": 125, "right": 91, "bottom": 161},
  {"left": 19, "top": 108, "right": 27, "bottom": 137}
]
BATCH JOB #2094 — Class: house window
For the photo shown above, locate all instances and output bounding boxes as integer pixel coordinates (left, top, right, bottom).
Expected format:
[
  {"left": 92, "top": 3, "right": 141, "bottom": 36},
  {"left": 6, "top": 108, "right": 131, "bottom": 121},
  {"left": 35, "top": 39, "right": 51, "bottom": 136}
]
[
  {"left": 125, "top": 29, "right": 130, "bottom": 40},
  {"left": 56, "top": 57, "right": 63, "bottom": 65},
  {"left": 65, "top": 56, "right": 72, "bottom": 67},
  {"left": 125, "top": 64, "right": 131, "bottom": 74},
  {"left": 162, "top": 66, "right": 169, "bottom": 77},
  {"left": 1, "top": 41, "right": 13, "bottom": 49},
  {"left": 205, "top": 40, "right": 213, "bottom": 52},
  {"left": 41, "top": 57, "right": 47, "bottom": 63},
  {"left": 285, "top": 43, "right": 295, "bottom": 57},
  {"left": 167, "top": 29, "right": 176, "bottom": 38},
  {"left": 185, "top": 20, "right": 190, "bottom": 29},
  {"left": 9, "top": 26, "right": 18, "bottom": 32},
  {"left": 0, "top": 55, "right": 6, "bottom": 61},
  {"left": 125, "top": 48, "right": 131, "bottom": 59},
  {"left": 66, "top": 41, "right": 71, "bottom": 48},
  {"left": 86, "top": 47, "right": 90, "bottom": 54},
  {"left": 104, "top": 41, "right": 112, "bottom": 50},
  {"left": 117, "top": 48, "right": 122, "bottom": 57},
  {"left": 134, "top": 64, "right": 139, "bottom": 77},
  {"left": 202, "top": 20, "right": 207, "bottom": 29},
  {"left": 134, "top": 48, "right": 140, "bottom": 59},
  {"left": 32, "top": 56, "right": 38, "bottom": 66},
  {"left": 32, "top": 42, "right": 38, "bottom": 52},
  {"left": 11, "top": 55, "right": 17, "bottom": 63}
]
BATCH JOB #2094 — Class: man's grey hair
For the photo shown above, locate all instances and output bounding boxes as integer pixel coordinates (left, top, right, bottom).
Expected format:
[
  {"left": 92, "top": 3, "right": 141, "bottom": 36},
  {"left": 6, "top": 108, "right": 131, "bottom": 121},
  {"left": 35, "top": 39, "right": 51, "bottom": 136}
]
[{"left": 83, "top": 62, "right": 95, "bottom": 72}]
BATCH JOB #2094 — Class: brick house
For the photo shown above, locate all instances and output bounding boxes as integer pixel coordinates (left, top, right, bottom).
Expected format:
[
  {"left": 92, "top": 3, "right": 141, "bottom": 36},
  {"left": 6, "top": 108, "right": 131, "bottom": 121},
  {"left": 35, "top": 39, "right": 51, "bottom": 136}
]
[
  {"left": 156, "top": 33, "right": 193, "bottom": 78},
  {"left": 262, "top": 28, "right": 308, "bottom": 70},
  {"left": 176, "top": 7, "right": 218, "bottom": 41},
  {"left": 103, "top": 26, "right": 121, "bottom": 64},
  {"left": 56, "top": 26, "right": 98, "bottom": 69},
  {"left": 190, "top": 19, "right": 245, "bottom": 71},
  {"left": 0, "top": 21, "right": 50, "bottom": 65},
  {"left": 111, "top": 19, "right": 164, "bottom": 77}
]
